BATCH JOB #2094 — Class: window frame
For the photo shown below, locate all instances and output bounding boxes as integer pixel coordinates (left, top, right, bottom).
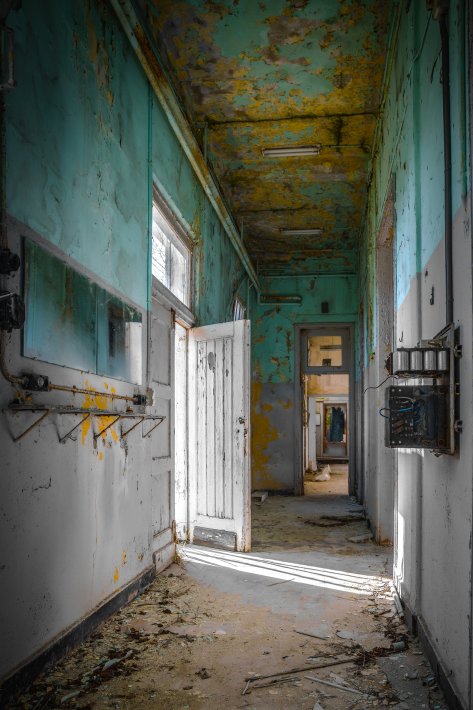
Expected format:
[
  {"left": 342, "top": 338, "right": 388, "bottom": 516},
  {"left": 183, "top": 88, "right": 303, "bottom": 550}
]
[
  {"left": 232, "top": 295, "right": 246, "bottom": 321},
  {"left": 23, "top": 237, "right": 144, "bottom": 385},
  {"left": 152, "top": 187, "right": 193, "bottom": 310},
  {"left": 302, "top": 327, "right": 351, "bottom": 374}
]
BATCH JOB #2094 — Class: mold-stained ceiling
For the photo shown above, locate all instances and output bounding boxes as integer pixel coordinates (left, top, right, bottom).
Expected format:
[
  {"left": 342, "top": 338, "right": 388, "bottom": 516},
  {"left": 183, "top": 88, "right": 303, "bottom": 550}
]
[{"left": 140, "top": 0, "right": 390, "bottom": 272}]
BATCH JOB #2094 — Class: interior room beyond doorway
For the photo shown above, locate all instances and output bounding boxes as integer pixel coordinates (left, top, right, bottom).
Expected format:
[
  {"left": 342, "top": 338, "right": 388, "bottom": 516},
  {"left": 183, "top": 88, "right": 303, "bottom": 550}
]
[{"left": 304, "top": 373, "right": 349, "bottom": 497}]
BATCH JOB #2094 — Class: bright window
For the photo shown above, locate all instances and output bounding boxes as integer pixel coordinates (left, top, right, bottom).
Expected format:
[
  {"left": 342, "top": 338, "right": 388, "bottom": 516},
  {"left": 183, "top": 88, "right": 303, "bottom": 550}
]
[
  {"left": 152, "top": 197, "right": 191, "bottom": 307},
  {"left": 233, "top": 296, "right": 246, "bottom": 321}
]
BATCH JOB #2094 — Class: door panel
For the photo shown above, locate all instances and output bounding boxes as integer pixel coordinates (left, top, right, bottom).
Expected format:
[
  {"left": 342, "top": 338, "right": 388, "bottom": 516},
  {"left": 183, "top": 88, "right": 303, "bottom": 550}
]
[
  {"left": 189, "top": 320, "right": 250, "bottom": 552},
  {"left": 150, "top": 294, "right": 175, "bottom": 571}
]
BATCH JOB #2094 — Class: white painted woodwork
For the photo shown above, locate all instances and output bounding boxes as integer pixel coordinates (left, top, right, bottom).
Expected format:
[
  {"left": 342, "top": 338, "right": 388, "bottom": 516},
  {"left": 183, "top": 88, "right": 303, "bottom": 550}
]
[
  {"left": 150, "top": 295, "right": 176, "bottom": 568},
  {"left": 307, "top": 395, "right": 317, "bottom": 470},
  {"left": 188, "top": 320, "right": 251, "bottom": 552},
  {"left": 174, "top": 321, "right": 189, "bottom": 540}
]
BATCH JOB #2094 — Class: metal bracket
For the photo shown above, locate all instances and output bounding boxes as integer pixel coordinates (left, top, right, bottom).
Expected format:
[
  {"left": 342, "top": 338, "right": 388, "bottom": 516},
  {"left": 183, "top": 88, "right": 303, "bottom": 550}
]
[
  {"left": 12, "top": 409, "right": 50, "bottom": 442},
  {"left": 93, "top": 415, "right": 121, "bottom": 443},
  {"left": 142, "top": 417, "right": 165, "bottom": 438},
  {"left": 5, "top": 404, "right": 166, "bottom": 444},
  {"left": 121, "top": 416, "right": 145, "bottom": 439},
  {"left": 58, "top": 413, "right": 90, "bottom": 444}
]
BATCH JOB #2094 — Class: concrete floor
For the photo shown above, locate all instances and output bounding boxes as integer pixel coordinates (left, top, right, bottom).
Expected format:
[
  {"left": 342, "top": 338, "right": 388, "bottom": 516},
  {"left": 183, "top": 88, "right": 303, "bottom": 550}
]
[{"left": 10, "top": 485, "right": 448, "bottom": 709}]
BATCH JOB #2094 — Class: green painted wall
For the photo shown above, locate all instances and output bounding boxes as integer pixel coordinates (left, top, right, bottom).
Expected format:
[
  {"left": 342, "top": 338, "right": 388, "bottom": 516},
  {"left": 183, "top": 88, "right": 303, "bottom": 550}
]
[
  {"left": 150, "top": 96, "right": 246, "bottom": 325},
  {"left": 359, "top": 2, "right": 472, "bottom": 705},
  {"left": 6, "top": 0, "right": 149, "bottom": 309},
  {"left": 252, "top": 273, "right": 358, "bottom": 383},
  {"left": 6, "top": 0, "right": 245, "bottom": 324},
  {"left": 251, "top": 271, "right": 358, "bottom": 490},
  {"left": 360, "top": 0, "right": 470, "bottom": 355}
]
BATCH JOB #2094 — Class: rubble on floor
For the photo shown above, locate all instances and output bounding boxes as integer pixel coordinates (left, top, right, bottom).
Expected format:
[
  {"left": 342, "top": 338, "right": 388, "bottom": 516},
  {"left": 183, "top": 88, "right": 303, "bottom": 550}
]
[{"left": 8, "top": 494, "right": 448, "bottom": 709}]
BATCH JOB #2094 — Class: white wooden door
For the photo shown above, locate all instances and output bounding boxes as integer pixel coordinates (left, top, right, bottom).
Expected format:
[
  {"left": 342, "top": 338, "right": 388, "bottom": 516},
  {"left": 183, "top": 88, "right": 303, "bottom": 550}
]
[
  {"left": 188, "top": 319, "right": 251, "bottom": 552},
  {"left": 149, "top": 296, "right": 175, "bottom": 571}
]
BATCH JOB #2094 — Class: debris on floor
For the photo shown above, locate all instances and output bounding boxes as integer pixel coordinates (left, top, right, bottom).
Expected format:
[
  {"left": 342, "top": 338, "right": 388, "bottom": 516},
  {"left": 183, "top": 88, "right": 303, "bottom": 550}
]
[
  {"left": 9, "top": 492, "right": 448, "bottom": 710},
  {"left": 251, "top": 490, "right": 268, "bottom": 504},
  {"left": 315, "top": 465, "right": 332, "bottom": 482},
  {"left": 347, "top": 532, "right": 374, "bottom": 543}
]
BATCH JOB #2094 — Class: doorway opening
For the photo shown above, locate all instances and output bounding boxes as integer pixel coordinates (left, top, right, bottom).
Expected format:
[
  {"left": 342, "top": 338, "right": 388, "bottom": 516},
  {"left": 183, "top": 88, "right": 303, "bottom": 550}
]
[
  {"left": 296, "top": 324, "right": 354, "bottom": 497},
  {"left": 304, "top": 373, "right": 350, "bottom": 496}
]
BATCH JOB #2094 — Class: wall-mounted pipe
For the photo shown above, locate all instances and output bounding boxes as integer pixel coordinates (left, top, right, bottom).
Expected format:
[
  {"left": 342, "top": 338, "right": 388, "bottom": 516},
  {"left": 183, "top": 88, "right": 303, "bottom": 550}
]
[{"left": 433, "top": 1, "right": 453, "bottom": 325}]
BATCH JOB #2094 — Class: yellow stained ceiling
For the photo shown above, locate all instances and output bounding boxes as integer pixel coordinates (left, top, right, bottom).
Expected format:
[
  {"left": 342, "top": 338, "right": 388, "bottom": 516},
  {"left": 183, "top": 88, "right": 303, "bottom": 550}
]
[{"left": 139, "top": 0, "right": 390, "bottom": 269}]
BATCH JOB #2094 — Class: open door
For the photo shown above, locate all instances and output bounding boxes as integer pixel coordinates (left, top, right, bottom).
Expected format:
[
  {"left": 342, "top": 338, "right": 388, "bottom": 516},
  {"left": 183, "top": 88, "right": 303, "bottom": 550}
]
[
  {"left": 149, "top": 296, "right": 176, "bottom": 572},
  {"left": 188, "top": 320, "right": 251, "bottom": 552}
]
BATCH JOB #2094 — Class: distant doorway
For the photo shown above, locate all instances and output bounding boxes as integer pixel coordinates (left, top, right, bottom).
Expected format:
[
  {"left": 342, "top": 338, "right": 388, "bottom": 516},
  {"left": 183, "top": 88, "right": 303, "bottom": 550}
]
[
  {"left": 295, "top": 325, "right": 354, "bottom": 496},
  {"left": 303, "top": 373, "right": 349, "bottom": 496}
]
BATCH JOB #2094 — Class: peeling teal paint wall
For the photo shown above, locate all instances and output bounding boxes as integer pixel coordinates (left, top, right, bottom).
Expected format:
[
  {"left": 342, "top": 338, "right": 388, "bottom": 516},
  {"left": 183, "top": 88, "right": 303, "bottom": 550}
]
[
  {"left": 360, "top": 2, "right": 472, "bottom": 706},
  {"left": 6, "top": 0, "right": 245, "bottom": 323},
  {"left": 6, "top": 0, "right": 149, "bottom": 309},
  {"left": 360, "top": 0, "right": 470, "bottom": 337},
  {"left": 251, "top": 271, "right": 358, "bottom": 491},
  {"left": 253, "top": 273, "right": 358, "bottom": 383},
  {"left": 1, "top": 0, "right": 250, "bottom": 684},
  {"left": 150, "top": 95, "right": 246, "bottom": 325}
]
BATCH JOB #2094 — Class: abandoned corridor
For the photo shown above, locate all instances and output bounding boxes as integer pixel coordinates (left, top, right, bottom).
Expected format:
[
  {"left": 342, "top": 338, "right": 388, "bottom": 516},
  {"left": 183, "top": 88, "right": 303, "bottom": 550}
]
[{"left": 0, "top": 1, "right": 472, "bottom": 709}]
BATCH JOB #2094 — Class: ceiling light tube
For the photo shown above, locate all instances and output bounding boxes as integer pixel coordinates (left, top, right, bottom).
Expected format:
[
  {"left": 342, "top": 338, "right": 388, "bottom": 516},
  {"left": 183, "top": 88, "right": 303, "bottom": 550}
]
[
  {"left": 262, "top": 145, "right": 321, "bottom": 157},
  {"left": 280, "top": 228, "right": 323, "bottom": 236}
]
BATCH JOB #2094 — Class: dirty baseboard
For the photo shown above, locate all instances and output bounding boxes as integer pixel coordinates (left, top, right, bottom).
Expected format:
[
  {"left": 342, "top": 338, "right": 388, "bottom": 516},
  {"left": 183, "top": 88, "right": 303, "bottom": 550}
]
[
  {"left": 402, "top": 600, "right": 465, "bottom": 710},
  {"left": 0, "top": 565, "right": 156, "bottom": 706}
]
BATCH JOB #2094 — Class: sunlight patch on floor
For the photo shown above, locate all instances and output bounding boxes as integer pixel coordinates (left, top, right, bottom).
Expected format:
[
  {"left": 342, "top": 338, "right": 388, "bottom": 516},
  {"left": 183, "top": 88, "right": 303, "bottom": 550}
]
[{"left": 184, "top": 546, "right": 391, "bottom": 597}]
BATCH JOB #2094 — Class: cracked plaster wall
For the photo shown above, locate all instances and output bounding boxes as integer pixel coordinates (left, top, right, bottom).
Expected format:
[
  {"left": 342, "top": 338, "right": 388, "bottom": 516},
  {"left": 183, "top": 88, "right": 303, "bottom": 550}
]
[
  {"left": 360, "top": 2, "right": 472, "bottom": 706},
  {"left": 0, "top": 0, "right": 246, "bottom": 683}
]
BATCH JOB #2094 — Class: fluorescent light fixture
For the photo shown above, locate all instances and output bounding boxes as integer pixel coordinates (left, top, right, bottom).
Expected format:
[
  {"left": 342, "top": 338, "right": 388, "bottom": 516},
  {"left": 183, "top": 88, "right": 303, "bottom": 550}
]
[
  {"left": 280, "top": 228, "right": 323, "bottom": 236},
  {"left": 262, "top": 145, "right": 321, "bottom": 157}
]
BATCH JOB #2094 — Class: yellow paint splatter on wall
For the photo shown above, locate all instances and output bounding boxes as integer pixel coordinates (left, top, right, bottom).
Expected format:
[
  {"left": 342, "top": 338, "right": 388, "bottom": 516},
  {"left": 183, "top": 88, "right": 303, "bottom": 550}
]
[
  {"left": 113, "top": 567, "right": 119, "bottom": 583},
  {"left": 80, "top": 380, "right": 119, "bottom": 446},
  {"left": 251, "top": 381, "right": 280, "bottom": 489}
]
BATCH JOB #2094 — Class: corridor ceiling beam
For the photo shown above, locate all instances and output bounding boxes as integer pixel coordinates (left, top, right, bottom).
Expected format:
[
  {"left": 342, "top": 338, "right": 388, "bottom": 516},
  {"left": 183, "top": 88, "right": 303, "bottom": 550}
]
[{"left": 109, "top": 0, "right": 259, "bottom": 290}]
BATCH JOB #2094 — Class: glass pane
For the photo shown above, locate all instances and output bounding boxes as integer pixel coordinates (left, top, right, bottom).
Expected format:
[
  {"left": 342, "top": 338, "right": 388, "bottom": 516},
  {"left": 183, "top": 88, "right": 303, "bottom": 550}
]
[
  {"left": 97, "top": 289, "right": 142, "bottom": 384},
  {"left": 170, "top": 242, "right": 187, "bottom": 304},
  {"left": 152, "top": 214, "right": 168, "bottom": 286},
  {"left": 308, "top": 334, "right": 343, "bottom": 367},
  {"left": 152, "top": 201, "right": 190, "bottom": 306},
  {"left": 233, "top": 297, "right": 245, "bottom": 320},
  {"left": 24, "top": 240, "right": 97, "bottom": 372}
]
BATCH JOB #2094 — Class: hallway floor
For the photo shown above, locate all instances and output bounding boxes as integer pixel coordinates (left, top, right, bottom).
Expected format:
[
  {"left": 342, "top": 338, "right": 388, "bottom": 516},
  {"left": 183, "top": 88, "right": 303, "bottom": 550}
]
[{"left": 11, "top": 494, "right": 447, "bottom": 710}]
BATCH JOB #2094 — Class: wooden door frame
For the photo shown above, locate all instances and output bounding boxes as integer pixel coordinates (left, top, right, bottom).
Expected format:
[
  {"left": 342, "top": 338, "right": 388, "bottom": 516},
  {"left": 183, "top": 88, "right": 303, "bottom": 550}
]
[{"left": 294, "top": 322, "right": 356, "bottom": 496}]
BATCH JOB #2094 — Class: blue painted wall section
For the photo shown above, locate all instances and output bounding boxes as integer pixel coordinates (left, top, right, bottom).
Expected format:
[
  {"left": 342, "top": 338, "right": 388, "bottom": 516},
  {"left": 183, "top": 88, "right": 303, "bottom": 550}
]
[
  {"left": 360, "top": 0, "right": 470, "bottom": 350},
  {"left": 6, "top": 0, "right": 149, "bottom": 309}
]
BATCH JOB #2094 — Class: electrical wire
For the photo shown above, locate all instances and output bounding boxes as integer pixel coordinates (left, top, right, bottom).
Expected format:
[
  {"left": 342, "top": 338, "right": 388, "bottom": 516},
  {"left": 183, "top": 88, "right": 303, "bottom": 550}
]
[{"left": 363, "top": 374, "right": 398, "bottom": 395}]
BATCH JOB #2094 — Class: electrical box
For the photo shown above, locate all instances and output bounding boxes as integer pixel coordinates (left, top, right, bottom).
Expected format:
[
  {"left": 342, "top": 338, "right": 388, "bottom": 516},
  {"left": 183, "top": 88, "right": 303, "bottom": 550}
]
[
  {"left": 384, "top": 323, "right": 460, "bottom": 455},
  {"left": 386, "top": 385, "right": 450, "bottom": 451}
]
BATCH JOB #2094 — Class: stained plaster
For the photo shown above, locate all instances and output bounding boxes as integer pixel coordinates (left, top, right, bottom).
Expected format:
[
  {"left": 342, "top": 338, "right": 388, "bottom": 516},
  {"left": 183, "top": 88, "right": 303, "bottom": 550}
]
[
  {"left": 251, "top": 273, "right": 358, "bottom": 489},
  {"left": 359, "top": 2, "right": 472, "bottom": 705},
  {"left": 1, "top": 0, "right": 249, "bottom": 683},
  {"left": 137, "top": 0, "right": 390, "bottom": 270}
]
